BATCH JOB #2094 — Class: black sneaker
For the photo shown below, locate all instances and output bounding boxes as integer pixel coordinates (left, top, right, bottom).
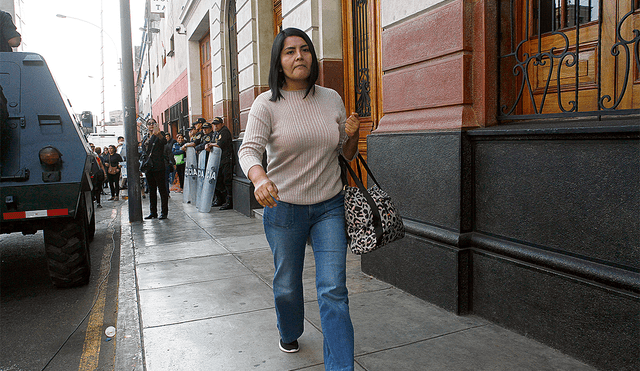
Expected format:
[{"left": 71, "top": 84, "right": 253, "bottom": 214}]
[{"left": 279, "top": 339, "right": 299, "bottom": 353}]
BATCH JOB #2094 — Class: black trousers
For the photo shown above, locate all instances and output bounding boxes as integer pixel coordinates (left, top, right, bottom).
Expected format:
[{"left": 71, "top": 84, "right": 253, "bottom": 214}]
[
  {"left": 92, "top": 181, "right": 102, "bottom": 205},
  {"left": 146, "top": 169, "right": 168, "bottom": 216},
  {"left": 176, "top": 163, "right": 185, "bottom": 189},
  {"left": 215, "top": 161, "right": 233, "bottom": 200},
  {"left": 107, "top": 172, "right": 120, "bottom": 197}
]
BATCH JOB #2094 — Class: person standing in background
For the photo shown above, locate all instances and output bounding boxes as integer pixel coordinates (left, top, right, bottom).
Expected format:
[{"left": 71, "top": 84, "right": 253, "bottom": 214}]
[
  {"left": 164, "top": 133, "right": 176, "bottom": 195},
  {"left": 172, "top": 133, "right": 187, "bottom": 192},
  {"left": 209, "top": 117, "right": 234, "bottom": 210},
  {"left": 0, "top": 10, "right": 21, "bottom": 52},
  {"left": 105, "top": 145, "right": 123, "bottom": 201},
  {"left": 141, "top": 119, "right": 169, "bottom": 219}
]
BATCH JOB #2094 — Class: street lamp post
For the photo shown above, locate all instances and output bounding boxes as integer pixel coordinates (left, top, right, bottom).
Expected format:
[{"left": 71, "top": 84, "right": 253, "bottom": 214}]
[
  {"left": 139, "top": 25, "right": 159, "bottom": 121},
  {"left": 57, "top": 3, "right": 121, "bottom": 133}
]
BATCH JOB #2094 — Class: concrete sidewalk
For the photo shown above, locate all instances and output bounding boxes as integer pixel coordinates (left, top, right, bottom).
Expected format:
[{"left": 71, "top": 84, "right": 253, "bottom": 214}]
[{"left": 115, "top": 194, "right": 596, "bottom": 371}]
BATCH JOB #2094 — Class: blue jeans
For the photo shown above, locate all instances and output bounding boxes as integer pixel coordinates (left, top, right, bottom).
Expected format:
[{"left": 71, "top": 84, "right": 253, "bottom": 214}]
[{"left": 263, "top": 192, "right": 354, "bottom": 371}]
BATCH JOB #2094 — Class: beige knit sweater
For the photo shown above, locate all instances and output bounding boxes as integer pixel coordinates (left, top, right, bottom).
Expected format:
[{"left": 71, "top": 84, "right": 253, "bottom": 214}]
[{"left": 239, "top": 86, "right": 351, "bottom": 205}]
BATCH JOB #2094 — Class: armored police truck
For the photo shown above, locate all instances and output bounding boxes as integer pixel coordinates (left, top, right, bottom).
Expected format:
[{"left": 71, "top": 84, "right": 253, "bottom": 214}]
[{"left": 1, "top": 52, "right": 95, "bottom": 288}]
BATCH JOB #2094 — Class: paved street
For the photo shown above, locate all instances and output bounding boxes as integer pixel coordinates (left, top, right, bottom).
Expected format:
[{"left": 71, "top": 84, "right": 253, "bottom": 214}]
[{"left": 0, "top": 200, "right": 123, "bottom": 371}]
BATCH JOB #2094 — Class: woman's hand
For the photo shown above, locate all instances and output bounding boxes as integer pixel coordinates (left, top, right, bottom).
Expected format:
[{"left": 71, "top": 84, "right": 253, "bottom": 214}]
[
  {"left": 345, "top": 112, "right": 360, "bottom": 138},
  {"left": 254, "top": 177, "right": 279, "bottom": 208},
  {"left": 342, "top": 112, "right": 361, "bottom": 160},
  {"left": 248, "top": 165, "right": 279, "bottom": 208}
]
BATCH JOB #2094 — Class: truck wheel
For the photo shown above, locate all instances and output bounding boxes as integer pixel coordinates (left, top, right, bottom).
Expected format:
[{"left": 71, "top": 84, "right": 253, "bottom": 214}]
[{"left": 44, "top": 214, "right": 91, "bottom": 288}]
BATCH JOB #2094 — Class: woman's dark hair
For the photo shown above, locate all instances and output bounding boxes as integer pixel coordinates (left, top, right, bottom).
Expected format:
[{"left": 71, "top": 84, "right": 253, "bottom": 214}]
[{"left": 268, "top": 28, "right": 319, "bottom": 102}]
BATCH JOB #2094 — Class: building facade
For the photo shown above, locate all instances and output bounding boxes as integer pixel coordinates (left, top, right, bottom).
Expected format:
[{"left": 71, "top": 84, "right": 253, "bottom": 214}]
[{"left": 135, "top": 1, "right": 640, "bottom": 370}]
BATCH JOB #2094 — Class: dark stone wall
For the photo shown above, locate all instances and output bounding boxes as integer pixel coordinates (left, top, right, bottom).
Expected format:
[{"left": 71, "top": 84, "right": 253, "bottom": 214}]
[
  {"left": 364, "top": 122, "right": 640, "bottom": 371},
  {"left": 472, "top": 135, "right": 639, "bottom": 269},
  {"left": 472, "top": 251, "right": 639, "bottom": 371},
  {"left": 361, "top": 234, "right": 470, "bottom": 313},
  {"left": 232, "top": 139, "right": 260, "bottom": 216},
  {"left": 366, "top": 132, "right": 466, "bottom": 231}
]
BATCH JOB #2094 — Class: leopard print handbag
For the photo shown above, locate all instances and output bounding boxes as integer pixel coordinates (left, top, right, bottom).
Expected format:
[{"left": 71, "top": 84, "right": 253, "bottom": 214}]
[{"left": 339, "top": 154, "right": 405, "bottom": 255}]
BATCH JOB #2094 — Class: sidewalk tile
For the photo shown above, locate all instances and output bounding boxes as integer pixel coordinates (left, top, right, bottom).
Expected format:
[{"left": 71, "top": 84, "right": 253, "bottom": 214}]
[
  {"left": 143, "top": 309, "right": 325, "bottom": 371},
  {"left": 135, "top": 239, "right": 227, "bottom": 264},
  {"left": 216, "top": 234, "right": 270, "bottom": 253},
  {"left": 139, "top": 274, "right": 274, "bottom": 328},
  {"left": 305, "top": 288, "right": 486, "bottom": 356},
  {"left": 355, "top": 323, "right": 597, "bottom": 371},
  {"left": 136, "top": 255, "right": 251, "bottom": 290}
]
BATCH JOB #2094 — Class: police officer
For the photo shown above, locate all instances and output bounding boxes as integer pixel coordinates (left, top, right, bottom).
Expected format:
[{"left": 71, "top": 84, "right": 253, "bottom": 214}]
[
  {"left": 208, "top": 117, "right": 233, "bottom": 210},
  {"left": 195, "top": 122, "right": 215, "bottom": 152},
  {"left": 182, "top": 119, "right": 206, "bottom": 150}
]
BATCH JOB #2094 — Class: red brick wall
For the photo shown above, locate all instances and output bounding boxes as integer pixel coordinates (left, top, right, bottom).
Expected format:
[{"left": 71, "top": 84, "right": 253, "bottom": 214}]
[{"left": 376, "top": 0, "right": 497, "bottom": 132}]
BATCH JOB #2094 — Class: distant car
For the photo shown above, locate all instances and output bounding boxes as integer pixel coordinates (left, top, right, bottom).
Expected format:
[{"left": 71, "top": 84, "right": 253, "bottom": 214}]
[{"left": 1, "top": 52, "right": 94, "bottom": 288}]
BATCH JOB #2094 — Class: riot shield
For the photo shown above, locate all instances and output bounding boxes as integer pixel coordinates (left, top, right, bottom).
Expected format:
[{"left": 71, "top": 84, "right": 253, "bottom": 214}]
[
  {"left": 183, "top": 147, "right": 197, "bottom": 204},
  {"left": 196, "top": 150, "right": 207, "bottom": 205},
  {"left": 197, "top": 147, "right": 222, "bottom": 213}
]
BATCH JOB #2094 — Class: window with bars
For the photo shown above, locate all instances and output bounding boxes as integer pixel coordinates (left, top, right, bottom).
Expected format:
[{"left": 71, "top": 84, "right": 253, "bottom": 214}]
[
  {"left": 533, "top": 0, "right": 600, "bottom": 35},
  {"left": 273, "top": 0, "right": 282, "bottom": 34},
  {"left": 498, "top": 0, "right": 640, "bottom": 120},
  {"left": 352, "top": 0, "right": 372, "bottom": 118}
]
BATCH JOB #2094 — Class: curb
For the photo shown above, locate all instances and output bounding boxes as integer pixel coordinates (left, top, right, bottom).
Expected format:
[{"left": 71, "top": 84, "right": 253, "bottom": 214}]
[{"left": 115, "top": 205, "right": 145, "bottom": 371}]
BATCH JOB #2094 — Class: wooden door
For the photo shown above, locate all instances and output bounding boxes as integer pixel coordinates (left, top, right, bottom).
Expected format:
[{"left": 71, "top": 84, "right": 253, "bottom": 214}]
[
  {"left": 342, "top": 0, "right": 382, "bottom": 186},
  {"left": 519, "top": 0, "right": 639, "bottom": 115},
  {"left": 200, "top": 33, "right": 213, "bottom": 122},
  {"left": 228, "top": 0, "right": 240, "bottom": 137}
]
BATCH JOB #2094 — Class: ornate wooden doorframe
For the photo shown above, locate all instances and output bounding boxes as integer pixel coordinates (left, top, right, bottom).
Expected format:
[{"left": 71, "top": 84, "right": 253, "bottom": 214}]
[
  {"left": 227, "top": 0, "right": 241, "bottom": 138},
  {"left": 342, "top": 0, "right": 383, "bottom": 184},
  {"left": 199, "top": 33, "right": 212, "bottom": 122}
]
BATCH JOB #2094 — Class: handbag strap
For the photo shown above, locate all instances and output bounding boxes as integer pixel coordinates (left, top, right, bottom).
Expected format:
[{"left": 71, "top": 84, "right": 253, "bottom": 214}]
[
  {"left": 143, "top": 135, "right": 156, "bottom": 156},
  {"left": 339, "top": 155, "right": 383, "bottom": 245}
]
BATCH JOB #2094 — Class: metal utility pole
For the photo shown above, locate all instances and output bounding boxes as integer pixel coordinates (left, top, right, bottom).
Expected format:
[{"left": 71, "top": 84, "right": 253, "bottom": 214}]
[
  {"left": 120, "top": 0, "right": 142, "bottom": 222},
  {"left": 100, "top": 0, "right": 106, "bottom": 131}
]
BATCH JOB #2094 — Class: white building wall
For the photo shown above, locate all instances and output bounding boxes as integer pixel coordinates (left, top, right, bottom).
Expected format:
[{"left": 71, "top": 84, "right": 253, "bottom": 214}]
[
  {"left": 164, "top": 0, "right": 343, "bottom": 124},
  {"left": 236, "top": 0, "right": 255, "bottom": 95},
  {"left": 381, "top": 0, "right": 447, "bottom": 28},
  {"left": 317, "top": 0, "right": 342, "bottom": 60},
  {"left": 147, "top": 1, "right": 189, "bottom": 105},
  {"left": 211, "top": 5, "right": 224, "bottom": 106},
  {"left": 181, "top": 0, "right": 212, "bottom": 120},
  {"left": 281, "top": 0, "right": 343, "bottom": 63}
]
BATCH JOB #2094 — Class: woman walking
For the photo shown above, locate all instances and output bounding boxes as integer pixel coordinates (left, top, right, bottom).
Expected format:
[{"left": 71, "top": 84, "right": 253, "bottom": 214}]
[
  {"left": 105, "top": 145, "right": 123, "bottom": 201},
  {"left": 239, "top": 27, "right": 360, "bottom": 371}
]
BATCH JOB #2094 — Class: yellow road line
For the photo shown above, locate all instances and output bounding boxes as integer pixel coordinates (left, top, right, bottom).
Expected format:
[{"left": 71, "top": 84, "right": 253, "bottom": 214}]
[{"left": 78, "top": 209, "right": 116, "bottom": 370}]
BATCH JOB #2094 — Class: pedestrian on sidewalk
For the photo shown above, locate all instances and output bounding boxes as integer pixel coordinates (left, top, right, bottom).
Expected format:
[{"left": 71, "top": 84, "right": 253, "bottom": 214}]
[
  {"left": 141, "top": 119, "right": 169, "bottom": 219},
  {"left": 239, "top": 27, "right": 360, "bottom": 371},
  {"left": 105, "top": 145, "right": 123, "bottom": 201},
  {"left": 164, "top": 133, "right": 176, "bottom": 195},
  {"left": 172, "top": 133, "right": 187, "bottom": 192},
  {"left": 89, "top": 145, "right": 106, "bottom": 208}
]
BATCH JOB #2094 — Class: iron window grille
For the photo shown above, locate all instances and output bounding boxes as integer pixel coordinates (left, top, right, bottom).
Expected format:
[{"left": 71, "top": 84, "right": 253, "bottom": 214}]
[{"left": 498, "top": 0, "right": 640, "bottom": 121}]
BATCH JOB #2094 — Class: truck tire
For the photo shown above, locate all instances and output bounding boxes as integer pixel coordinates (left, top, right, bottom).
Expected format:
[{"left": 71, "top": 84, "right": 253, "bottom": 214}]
[{"left": 44, "top": 205, "right": 91, "bottom": 288}]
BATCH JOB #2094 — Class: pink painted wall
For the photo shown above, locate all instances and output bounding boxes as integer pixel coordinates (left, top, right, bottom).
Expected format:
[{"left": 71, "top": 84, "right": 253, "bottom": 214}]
[{"left": 152, "top": 69, "right": 188, "bottom": 124}]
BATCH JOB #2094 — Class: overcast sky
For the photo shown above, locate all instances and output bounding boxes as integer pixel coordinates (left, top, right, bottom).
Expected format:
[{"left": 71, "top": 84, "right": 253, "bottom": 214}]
[{"left": 18, "top": 0, "right": 146, "bottom": 123}]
